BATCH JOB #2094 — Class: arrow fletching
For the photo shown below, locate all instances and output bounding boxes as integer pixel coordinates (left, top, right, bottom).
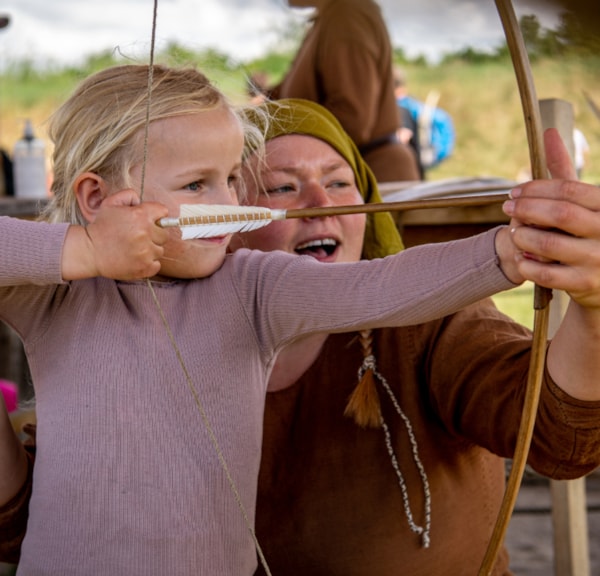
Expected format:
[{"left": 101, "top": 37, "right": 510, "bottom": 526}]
[{"left": 159, "top": 205, "right": 286, "bottom": 239}]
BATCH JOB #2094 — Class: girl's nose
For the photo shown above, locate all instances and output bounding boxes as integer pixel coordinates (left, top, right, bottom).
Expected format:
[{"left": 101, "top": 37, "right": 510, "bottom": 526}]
[{"left": 209, "top": 182, "right": 238, "bottom": 206}]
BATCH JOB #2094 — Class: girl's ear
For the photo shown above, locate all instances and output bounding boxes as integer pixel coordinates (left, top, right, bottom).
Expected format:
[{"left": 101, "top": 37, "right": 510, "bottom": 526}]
[{"left": 74, "top": 172, "right": 110, "bottom": 223}]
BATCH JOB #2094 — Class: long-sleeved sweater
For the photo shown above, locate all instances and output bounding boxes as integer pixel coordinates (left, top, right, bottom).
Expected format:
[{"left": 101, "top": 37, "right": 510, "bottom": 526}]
[{"left": 0, "top": 216, "right": 513, "bottom": 575}]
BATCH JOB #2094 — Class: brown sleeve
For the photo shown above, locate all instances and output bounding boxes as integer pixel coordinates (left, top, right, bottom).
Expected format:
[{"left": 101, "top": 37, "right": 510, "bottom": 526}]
[
  {"left": 316, "top": 20, "right": 384, "bottom": 145},
  {"left": 0, "top": 434, "right": 35, "bottom": 564},
  {"left": 424, "top": 300, "right": 600, "bottom": 478}
]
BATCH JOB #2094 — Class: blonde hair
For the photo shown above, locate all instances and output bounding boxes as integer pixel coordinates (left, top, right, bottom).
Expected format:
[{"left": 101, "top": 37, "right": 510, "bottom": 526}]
[{"left": 41, "top": 64, "right": 264, "bottom": 224}]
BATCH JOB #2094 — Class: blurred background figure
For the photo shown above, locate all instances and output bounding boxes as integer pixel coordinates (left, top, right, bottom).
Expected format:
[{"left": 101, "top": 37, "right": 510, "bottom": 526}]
[
  {"left": 393, "top": 66, "right": 455, "bottom": 179},
  {"left": 245, "top": 71, "right": 269, "bottom": 105},
  {"left": 573, "top": 127, "right": 590, "bottom": 179},
  {"left": 266, "top": 0, "right": 421, "bottom": 183}
]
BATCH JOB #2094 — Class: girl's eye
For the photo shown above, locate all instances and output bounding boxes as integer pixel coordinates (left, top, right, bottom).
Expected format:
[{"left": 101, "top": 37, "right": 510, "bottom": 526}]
[{"left": 185, "top": 181, "right": 202, "bottom": 192}]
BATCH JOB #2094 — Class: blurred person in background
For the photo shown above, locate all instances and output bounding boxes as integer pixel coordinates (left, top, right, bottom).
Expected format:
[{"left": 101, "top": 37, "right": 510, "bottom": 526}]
[
  {"left": 266, "top": 0, "right": 421, "bottom": 183},
  {"left": 573, "top": 127, "right": 590, "bottom": 179},
  {"left": 393, "top": 66, "right": 455, "bottom": 178}
]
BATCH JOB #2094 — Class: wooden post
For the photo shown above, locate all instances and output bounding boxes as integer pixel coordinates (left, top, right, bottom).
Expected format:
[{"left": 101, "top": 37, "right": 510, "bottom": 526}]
[{"left": 539, "top": 98, "right": 591, "bottom": 576}]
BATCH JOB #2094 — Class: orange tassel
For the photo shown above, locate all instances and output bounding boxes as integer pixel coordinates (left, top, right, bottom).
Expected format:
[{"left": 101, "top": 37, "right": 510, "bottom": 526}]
[{"left": 344, "top": 364, "right": 382, "bottom": 428}]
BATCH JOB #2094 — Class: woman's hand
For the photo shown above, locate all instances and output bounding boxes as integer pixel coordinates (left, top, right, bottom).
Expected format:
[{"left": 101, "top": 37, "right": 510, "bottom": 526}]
[{"left": 502, "top": 128, "right": 600, "bottom": 309}]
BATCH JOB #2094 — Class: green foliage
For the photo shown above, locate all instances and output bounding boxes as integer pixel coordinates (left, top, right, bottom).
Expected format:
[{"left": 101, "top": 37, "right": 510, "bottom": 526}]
[
  {"left": 244, "top": 52, "right": 295, "bottom": 86},
  {"left": 394, "top": 55, "right": 600, "bottom": 185},
  {"left": 555, "top": 11, "right": 600, "bottom": 56},
  {"left": 492, "top": 283, "right": 534, "bottom": 330},
  {"left": 1, "top": 22, "right": 599, "bottom": 187}
]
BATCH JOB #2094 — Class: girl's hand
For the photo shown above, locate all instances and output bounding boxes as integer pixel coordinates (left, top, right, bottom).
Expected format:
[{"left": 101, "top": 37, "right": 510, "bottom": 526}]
[{"left": 62, "top": 190, "right": 170, "bottom": 281}]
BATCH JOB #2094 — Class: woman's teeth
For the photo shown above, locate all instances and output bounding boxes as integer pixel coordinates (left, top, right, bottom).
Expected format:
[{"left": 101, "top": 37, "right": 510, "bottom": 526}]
[{"left": 295, "top": 238, "right": 338, "bottom": 256}]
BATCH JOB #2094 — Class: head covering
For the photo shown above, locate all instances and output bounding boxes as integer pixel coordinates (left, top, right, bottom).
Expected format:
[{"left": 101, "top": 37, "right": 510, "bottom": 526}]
[{"left": 244, "top": 98, "right": 404, "bottom": 259}]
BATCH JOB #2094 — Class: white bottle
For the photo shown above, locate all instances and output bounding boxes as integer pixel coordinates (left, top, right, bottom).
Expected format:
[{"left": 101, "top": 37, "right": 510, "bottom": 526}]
[{"left": 13, "top": 119, "right": 48, "bottom": 199}]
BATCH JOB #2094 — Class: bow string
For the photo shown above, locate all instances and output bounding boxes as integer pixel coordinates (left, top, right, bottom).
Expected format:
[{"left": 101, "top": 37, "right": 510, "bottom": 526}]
[{"left": 139, "top": 1, "right": 273, "bottom": 574}]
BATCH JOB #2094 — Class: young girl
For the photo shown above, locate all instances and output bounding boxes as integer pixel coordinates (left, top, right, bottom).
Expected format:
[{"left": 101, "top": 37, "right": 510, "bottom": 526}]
[{"left": 0, "top": 64, "right": 520, "bottom": 575}]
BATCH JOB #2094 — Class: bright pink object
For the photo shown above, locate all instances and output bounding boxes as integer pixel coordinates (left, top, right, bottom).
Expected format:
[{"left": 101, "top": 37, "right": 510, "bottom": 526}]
[{"left": 0, "top": 379, "right": 18, "bottom": 413}]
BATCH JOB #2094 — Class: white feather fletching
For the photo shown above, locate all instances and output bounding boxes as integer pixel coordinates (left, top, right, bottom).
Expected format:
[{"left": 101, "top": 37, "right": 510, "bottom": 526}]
[{"left": 159, "top": 204, "right": 286, "bottom": 240}]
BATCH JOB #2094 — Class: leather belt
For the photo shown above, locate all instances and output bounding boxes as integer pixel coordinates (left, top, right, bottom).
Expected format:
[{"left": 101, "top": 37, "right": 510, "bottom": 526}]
[{"left": 358, "top": 132, "right": 399, "bottom": 155}]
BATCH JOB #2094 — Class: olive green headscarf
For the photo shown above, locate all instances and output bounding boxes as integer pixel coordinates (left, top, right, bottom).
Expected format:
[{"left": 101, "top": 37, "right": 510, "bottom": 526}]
[{"left": 243, "top": 98, "right": 404, "bottom": 259}]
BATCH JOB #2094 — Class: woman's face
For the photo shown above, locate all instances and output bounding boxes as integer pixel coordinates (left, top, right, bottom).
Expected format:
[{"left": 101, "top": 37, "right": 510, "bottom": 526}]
[{"left": 230, "top": 134, "right": 366, "bottom": 264}]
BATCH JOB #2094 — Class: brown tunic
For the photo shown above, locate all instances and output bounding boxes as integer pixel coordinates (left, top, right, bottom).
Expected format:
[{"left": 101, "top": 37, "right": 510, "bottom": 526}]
[
  {"left": 254, "top": 300, "right": 600, "bottom": 575},
  {"left": 271, "top": 0, "right": 420, "bottom": 182}
]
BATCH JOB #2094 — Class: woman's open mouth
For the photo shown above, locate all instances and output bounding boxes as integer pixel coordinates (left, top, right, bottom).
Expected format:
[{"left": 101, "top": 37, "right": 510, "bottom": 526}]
[{"left": 295, "top": 238, "right": 339, "bottom": 258}]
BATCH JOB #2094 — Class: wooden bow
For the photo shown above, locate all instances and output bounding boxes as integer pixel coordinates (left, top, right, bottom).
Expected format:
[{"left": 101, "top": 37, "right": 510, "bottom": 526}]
[{"left": 478, "top": 1, "right": 553, "bottom": 573}]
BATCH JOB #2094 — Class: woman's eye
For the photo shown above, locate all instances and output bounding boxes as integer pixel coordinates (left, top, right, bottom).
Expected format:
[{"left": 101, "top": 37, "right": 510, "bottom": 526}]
[
  {"left": 266, "top": 184, "right": 295, "bottom": 195},
  {"left": 329, "top": 179, "right": 352, "bottom": 189}
]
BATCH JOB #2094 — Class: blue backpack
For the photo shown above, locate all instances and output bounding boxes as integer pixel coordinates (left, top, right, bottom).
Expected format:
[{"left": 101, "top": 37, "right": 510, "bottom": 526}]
[{"left": 398, "top": 94, "right": 455, "bottom": 170}]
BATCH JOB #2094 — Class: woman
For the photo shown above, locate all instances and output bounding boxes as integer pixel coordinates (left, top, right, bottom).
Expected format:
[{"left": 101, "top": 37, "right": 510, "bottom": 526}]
[{"left": 235, "top": 99, "right": 600, "bottom": 575}]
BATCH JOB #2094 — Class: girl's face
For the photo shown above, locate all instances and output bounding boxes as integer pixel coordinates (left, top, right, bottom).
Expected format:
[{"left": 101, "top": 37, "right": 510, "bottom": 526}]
[
  {"left": 230, "top": 134, "right": 366, "bottom": 264},
  {"left": 130, "top": 106, "right": 245, "bottom": 279}
]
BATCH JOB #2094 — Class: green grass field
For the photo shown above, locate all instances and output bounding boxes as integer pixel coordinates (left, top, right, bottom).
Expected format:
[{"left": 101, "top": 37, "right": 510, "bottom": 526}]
[
  {"left": 492, "top": 281, "right": 535, "bottom": 330},
  {"left": 1, "top": 53, "right": 599, "bottom": 187}
]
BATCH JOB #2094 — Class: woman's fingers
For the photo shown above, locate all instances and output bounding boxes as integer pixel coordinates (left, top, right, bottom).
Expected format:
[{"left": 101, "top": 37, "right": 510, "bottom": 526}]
[{"left": 544, "top": 127, "right": 577, "bottom": 181}]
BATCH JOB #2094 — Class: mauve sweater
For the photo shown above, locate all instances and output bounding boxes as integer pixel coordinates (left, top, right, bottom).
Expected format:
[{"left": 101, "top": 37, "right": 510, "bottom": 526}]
[{"left": 0, "top": 216, "right": 513, "bottom": 575}]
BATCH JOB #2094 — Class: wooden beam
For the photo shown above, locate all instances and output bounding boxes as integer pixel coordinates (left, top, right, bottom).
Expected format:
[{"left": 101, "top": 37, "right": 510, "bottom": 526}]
[{"left": 540, "top": 97, "right": 591, "bottom": 576}]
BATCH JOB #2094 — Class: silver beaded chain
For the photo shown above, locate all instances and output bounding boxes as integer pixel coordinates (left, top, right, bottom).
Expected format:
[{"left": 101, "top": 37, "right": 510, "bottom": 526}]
[{"left": 358, "top": 355, "right": 432, "bottom": 548}]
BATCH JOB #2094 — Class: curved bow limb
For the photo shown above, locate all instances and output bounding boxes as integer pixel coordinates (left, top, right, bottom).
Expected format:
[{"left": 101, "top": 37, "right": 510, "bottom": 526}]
[{"left": 478, "top": 1, "right": 553, "bottom": 574}]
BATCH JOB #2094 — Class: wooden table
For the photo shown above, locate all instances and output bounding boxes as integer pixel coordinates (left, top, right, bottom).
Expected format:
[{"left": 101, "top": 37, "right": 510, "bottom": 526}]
[{"left": 395, "top": 202, "right": 508, "bottom": 247}]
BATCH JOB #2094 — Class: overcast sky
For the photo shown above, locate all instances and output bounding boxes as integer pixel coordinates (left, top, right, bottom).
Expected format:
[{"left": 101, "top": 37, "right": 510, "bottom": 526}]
[{"left": 0, "top": 0, "right": 561, "bottom": 68}]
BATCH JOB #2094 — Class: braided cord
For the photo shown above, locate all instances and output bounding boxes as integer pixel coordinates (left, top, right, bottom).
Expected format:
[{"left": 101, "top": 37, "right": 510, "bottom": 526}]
[{"left": 356, "top": 331, "right": 431, "bottom": 548}]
